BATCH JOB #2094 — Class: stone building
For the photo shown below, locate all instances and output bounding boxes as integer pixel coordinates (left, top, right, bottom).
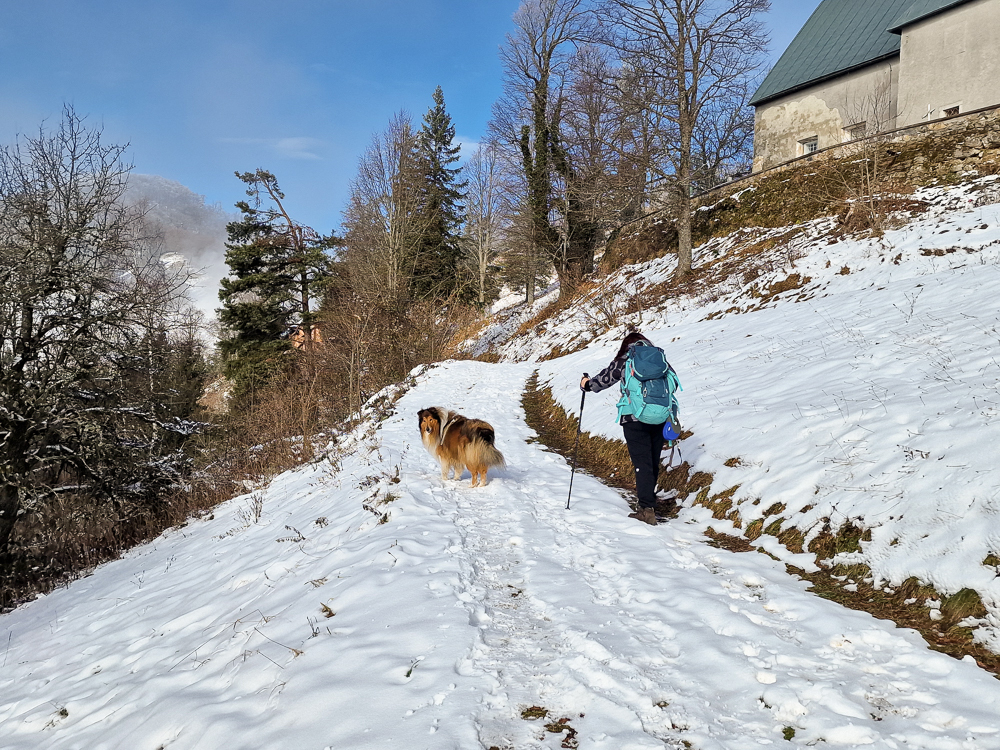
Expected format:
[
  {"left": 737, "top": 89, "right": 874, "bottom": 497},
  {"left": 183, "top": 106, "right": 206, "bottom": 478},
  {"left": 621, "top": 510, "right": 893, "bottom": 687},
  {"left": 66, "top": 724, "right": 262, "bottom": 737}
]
[{"left": 751, "top": 0, "right": 1000, "bottom": 172}]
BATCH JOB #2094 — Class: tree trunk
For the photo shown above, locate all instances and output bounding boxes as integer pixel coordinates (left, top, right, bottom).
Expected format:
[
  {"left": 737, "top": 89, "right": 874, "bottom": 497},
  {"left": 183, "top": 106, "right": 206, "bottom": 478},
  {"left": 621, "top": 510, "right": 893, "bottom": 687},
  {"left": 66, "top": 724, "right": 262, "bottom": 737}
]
[
  {"left": 0, "top": 410, "right": 32, "bottom": 556},
  {"left": 526, "top": 248, "right": 536, "bottom": 305},
  {"left": 0, "top": 434, "right": 28, "bottom": 558},
  {"left": 299, "top": 270, "right": 313, "bottom": 352},
  {"left": 0, "top": 482, "right": 20, "bottom": 559},
  {"left": 479, "top": 261, "right": 486, "bottom": 307},
  {"left": 675, "top": 49, "right": 695, "bottom": 279},
  {"left": 675, "top": 186, "right": 693, "bottom": 278}
]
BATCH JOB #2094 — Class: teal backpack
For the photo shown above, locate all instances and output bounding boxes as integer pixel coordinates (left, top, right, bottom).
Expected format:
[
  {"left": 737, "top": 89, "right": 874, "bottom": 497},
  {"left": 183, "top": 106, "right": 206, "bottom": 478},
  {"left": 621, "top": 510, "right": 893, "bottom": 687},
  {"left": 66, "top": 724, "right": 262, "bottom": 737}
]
[{"left": 616, "top": 342, "right": 682, "bottom": 437}]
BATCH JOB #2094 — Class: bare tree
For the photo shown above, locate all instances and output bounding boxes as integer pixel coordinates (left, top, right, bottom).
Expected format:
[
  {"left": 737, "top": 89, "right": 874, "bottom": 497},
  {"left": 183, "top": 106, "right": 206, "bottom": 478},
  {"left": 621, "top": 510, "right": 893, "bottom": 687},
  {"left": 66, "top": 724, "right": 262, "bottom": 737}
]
[
  {"left": 317, "top": 276, "right": 380, "bottom": 420},
  {"left": 331, "top": 112, "right": 473, "bottom": 418},
  {"left": 600, "top": 0, "right": 770, "bottom": 278},
  {"left": 551, "top": 44, "right": 613, "bottom": 278},
  {"left": 557, "top": 44, "right": 663, "bottom": 258},
  {"left": 342, "top": 111, "right": 429, "bottom": 305},
  {"left": 462, "top": 142, "right": 506, "bottom": 307},
  {"left": 500, "top": 197, "right": 553, "bottom": 304},
  {"left": 834, "top": 73, "right": 896, "bottom": 232},
  {"left": 493, "top": 0, "right": 594, "bottom": 300},
  {"left": 0, "top": 108, "right": 191, "bottom": 558},
  {"left": 473, "top": 141, "right": 551, "bottom": 305}
]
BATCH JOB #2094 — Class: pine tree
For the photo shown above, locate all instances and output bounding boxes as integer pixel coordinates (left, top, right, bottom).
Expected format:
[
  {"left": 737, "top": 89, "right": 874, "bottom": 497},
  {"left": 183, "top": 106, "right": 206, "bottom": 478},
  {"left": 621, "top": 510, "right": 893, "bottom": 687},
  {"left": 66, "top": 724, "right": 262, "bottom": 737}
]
[
  {"left": 411, "top": 86, "right": 466, "bottom": 300},
  {"left": 217, "top": 170, "right": 334, "bottom": 406},
  {"left": 218, "top": 213, "right": 295, "bottom": 404}
]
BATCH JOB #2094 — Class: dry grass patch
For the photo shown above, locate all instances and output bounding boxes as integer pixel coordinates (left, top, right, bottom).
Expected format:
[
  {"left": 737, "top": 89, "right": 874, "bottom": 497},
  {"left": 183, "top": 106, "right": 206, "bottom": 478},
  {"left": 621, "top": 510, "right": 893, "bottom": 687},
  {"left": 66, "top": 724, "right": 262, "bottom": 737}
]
[
  {"left": 704, "top": 529, "right": 756, "bottom": 553},
  {"left": 806, "top": 521, "right": 868, "bottom": 559},
  {"left": 512, "top": 296, "right": 574, "bottom": 341},
  {"left": 520, "top": 706, "right": 549, "bottom": 720},
  {"left": 761, "top": 273, "right": 812, "bottom": 300},
  {"left": 539, "top": 340, "right": 591, "bottom": 362},
  {"left": 522, "top": 373, "right": 634, "bottom": 492},
  {"left": 793, "top": 565, "right": 999, "bottom": 673},
  {"left": 0, "top": 469, "right": 232, "bottom": 613},
  {"left": 443, "top": 312, "right": 494, "bottom": 359},
  {"left": 544, "top": 717, "right": 580, "bottom": 748}
]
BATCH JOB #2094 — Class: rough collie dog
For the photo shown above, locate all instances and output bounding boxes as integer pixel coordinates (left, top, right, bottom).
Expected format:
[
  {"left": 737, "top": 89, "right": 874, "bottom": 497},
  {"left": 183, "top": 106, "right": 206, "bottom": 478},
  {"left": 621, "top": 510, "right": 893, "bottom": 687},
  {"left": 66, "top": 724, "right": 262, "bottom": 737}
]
[{"left": 417, "top": 407, "right": 505, "bottom": 487}]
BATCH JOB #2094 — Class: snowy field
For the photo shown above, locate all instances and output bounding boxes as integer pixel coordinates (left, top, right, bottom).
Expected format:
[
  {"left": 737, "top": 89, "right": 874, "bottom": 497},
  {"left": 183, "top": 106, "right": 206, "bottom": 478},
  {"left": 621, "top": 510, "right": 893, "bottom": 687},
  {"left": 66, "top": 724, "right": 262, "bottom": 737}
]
[
  {"left": 2, "top": 358, "right": 1000, "bottom": 748},
  {"left": 4, "top": 179, "right": 1000, "bottom": 748}
]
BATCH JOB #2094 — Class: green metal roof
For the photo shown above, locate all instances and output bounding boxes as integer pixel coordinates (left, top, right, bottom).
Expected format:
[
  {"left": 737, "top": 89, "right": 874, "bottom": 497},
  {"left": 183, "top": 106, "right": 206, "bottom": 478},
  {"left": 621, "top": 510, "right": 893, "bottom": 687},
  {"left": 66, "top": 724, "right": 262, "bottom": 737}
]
[
  {"left": 887, "top": 0, "right": 974, "bottom": 33},
  {"left": 751, "top": 0, "right": 913, "bottom": 106}
]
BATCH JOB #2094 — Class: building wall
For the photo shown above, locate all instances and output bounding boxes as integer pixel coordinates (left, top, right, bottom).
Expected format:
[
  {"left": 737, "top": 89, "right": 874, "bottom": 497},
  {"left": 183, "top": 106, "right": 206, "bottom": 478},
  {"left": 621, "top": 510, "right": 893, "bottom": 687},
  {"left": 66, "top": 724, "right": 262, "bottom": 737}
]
[
  {"left": 752, "top": 60, "right": 898, "bottom": 172},
  {"left": 897, "top": 0, "right": 1000, "bottom": 126}
]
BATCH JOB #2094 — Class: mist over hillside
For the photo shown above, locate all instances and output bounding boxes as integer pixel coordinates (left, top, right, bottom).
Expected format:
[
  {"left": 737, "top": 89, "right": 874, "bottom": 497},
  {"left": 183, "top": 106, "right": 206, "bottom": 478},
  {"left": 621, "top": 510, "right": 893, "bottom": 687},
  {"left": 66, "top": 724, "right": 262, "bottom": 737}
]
[{"left": 124, "top": 174, "right": 233, "bottom": 321}]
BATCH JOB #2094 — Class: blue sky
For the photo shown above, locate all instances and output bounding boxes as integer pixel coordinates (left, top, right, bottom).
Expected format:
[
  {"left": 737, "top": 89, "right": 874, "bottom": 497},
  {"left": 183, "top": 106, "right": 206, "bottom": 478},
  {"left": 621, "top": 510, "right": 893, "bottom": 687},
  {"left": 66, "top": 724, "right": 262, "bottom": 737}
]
[{"left": 0, "top": 0, "right": 820, "bottom": 234}]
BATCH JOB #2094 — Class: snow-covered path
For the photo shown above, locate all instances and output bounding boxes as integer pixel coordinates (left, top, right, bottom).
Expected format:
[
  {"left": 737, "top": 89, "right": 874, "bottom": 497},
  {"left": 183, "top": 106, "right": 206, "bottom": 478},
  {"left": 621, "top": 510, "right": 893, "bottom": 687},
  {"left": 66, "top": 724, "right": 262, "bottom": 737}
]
[{"left": 2, "top": 359, "right": 1000, "bottom": 749}]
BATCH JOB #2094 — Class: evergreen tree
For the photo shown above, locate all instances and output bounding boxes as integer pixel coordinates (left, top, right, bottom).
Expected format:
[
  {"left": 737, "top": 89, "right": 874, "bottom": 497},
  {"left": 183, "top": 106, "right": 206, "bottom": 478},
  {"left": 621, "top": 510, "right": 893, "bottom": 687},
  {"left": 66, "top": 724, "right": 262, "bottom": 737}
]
[
  {"left": 218, "top": 213, "right": 295, "bottom": 404},
  {"left": 218, "top": 170, "right": 334, "bottom": 406},
  {"left": 411, "top": 86, "right": 466, "bottom": 300}
]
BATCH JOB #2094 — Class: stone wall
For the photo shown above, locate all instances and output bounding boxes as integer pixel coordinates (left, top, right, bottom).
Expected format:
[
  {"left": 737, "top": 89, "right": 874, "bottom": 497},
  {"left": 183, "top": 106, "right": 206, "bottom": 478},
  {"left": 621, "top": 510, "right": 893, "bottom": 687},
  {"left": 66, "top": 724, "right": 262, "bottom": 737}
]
[
  {"left": 890, "top": 106, "right": 1000, "bottom": 181},
  {"left": 709, "top": 103, "right": 1000, "bottom": 202}
]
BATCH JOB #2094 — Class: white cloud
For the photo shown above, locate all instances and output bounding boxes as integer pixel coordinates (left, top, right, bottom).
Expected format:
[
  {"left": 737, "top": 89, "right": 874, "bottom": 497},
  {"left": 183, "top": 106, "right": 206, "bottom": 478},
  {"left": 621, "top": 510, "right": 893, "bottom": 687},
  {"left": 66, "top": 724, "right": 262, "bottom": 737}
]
[
  {"left": 218, "top": 136, "right": 326, "bottom": 161},
  {"left": 275, "top": 136, "right": 325, "bottom": 161},
  {"left": 454, "top": 135, "right": 481, "bottom": 162}
]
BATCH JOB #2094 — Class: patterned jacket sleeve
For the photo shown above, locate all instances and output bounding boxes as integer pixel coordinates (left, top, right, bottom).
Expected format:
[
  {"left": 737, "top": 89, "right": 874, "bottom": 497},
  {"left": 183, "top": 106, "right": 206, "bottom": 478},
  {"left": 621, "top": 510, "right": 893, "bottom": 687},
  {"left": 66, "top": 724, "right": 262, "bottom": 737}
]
[{"left": 587, "top": 357, "right": 625, "bottom": 393}]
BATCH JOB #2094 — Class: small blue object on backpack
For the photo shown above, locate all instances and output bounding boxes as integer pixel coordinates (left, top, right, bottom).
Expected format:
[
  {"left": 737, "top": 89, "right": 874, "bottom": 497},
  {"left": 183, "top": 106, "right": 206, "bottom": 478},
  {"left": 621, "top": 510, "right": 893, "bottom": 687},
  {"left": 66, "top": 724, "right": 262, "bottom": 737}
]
[{"left": 663, "top": 420, "right": 680, "bottom": 441}]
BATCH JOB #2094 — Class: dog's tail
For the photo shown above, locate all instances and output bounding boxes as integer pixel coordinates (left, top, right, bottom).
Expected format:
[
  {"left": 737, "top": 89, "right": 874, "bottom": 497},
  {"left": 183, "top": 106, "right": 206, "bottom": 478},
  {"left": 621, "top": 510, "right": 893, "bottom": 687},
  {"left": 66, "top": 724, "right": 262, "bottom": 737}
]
[{"left": 470, "top": 421, "right": 506, "bottom": 469}]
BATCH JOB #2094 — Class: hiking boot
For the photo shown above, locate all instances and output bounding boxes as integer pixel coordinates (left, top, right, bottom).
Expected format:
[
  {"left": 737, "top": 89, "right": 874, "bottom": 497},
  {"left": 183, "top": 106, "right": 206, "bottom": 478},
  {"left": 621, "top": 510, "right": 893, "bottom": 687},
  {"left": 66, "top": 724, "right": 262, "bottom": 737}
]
[{"left": 628, "top": 506, "right": 657, "bottom": 526}]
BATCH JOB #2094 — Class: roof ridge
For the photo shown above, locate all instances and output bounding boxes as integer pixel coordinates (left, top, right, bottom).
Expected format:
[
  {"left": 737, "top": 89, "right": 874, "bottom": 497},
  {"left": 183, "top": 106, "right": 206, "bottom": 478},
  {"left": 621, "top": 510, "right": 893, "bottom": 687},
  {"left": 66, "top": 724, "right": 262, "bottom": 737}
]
[{"left": 887, "top": 0, "right": 975, "bottom": 33}]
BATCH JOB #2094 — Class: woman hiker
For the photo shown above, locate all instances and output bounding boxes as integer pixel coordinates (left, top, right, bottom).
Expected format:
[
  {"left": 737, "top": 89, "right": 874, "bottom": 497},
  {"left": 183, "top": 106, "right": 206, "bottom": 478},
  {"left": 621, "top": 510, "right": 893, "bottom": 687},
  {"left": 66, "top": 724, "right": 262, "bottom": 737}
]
[{"left": 580, "top": 330, "right": 672, "bottom": 526}]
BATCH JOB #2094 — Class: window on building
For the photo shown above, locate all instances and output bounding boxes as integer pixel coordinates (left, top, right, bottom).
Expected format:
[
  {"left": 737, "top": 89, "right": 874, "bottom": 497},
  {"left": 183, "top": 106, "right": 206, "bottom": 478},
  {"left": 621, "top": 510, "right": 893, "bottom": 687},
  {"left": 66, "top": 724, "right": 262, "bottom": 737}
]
[
  {"left": 845, "top": 123, "right": 867, "bottom": 141},
  {"left": 799, "top": 136, "right": 819, "bottom": 156},
  {"left": 944, "top": 106, "right": 959, "bottom": 117}
]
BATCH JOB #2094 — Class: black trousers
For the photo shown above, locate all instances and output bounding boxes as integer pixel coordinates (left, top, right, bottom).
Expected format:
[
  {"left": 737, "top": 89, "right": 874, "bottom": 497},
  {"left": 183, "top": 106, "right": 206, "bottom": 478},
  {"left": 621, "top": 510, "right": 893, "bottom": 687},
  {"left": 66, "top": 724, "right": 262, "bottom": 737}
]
[{"left": 622, "top": 420, "right": 665, "bottom": 509}]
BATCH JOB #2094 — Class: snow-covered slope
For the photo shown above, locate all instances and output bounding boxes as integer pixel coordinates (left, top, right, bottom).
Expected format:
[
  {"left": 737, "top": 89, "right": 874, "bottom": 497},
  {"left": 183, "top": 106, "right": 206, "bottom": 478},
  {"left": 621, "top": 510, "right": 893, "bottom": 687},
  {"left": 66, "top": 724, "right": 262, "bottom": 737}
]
[
  {"left": 2, "top": 361, "right": 1000, "bottom": 749},
  {"left": 5, "top": 177, "right": 1000, "bottom": 748},
  {"left": 534, "top": 177, "right": 1000, "bottom": 652}
]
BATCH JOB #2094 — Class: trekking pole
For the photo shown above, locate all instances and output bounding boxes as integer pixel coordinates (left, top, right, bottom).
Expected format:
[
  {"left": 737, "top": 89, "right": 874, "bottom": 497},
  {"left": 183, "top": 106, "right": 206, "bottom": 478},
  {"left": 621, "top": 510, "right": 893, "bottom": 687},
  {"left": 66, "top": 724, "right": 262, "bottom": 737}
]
[{"left": 566, "top": 374, "right": 588, "bottom": 510}]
